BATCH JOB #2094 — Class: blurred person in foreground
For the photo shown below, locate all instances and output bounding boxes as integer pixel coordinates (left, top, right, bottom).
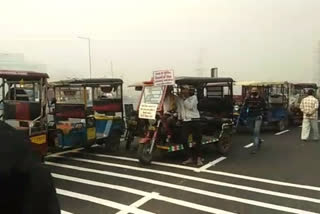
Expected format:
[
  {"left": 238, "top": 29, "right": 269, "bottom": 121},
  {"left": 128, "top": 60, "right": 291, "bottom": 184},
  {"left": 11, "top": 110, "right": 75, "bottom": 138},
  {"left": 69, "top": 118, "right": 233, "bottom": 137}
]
[
  {"left": 0, "top": 121, "right": 61, "bottom": 214},
  {"left": 243, "top": 87, "right": 266, "bottom": 154},
  {"left": 300, "top": 89, "right": 319, "bottom": 142}
]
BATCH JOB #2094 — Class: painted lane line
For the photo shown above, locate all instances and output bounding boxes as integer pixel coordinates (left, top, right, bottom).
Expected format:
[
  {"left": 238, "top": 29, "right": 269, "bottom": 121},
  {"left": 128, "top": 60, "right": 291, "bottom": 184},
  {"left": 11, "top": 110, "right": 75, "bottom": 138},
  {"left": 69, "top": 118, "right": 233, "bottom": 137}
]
[
  {"left": 275, "top": 130, "right": 290, "bottom": 136},
  {"left": 52, "top": 173, "right": 235, "bottom": 214},
  {"left": 49, "top": 156, "right": 320, "bottom": 204},
  {"left": 56, "top": 188, "right": 154, "bottom": 214},
  {"left": 71, "top": 152, "right": 320, "bottom": 192},
  {"left": 244, "top": 143, "right": 254, "bottom": 148},
  {"left": 61, "top": 211, "right": 73, "bottom": 214},
  {"left": 116, "top": 193, "right": 160, "bottom": 214},
  {"left": 195, "top": 157, "right": 227, "bottom": 172},
  {"left": 47, "top": 162, "right": 319, "bottom": 214},
  {"left": 46, "top": 148, "right": 84, "bottom": 158}
]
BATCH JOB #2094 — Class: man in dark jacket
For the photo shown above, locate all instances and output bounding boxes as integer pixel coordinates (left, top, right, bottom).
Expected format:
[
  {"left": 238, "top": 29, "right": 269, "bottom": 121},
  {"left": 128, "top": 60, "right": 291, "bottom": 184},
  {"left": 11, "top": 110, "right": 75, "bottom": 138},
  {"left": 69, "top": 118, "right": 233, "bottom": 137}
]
[
  {"left": 243, "top": 87, "right": 266, "bottom": 154},
  {"left": 0, "top": 121, "right": 61, "bottom": 214}
]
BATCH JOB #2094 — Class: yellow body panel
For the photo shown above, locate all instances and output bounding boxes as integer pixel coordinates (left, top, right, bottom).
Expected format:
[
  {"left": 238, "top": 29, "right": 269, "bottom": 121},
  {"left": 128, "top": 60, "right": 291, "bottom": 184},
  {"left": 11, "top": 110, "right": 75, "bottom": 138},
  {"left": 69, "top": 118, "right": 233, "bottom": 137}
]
[
  {"left": 30, "top": 134, "right": 47, "bottom": 145},
  {"left": 87, "top": 127, "right": 96, "bottom": 140}
]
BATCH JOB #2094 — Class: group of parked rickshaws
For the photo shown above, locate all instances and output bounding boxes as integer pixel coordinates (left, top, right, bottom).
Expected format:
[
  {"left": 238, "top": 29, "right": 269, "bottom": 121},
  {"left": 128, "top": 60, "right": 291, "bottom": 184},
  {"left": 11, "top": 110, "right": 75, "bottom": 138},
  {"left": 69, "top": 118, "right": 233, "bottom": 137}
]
[{"left": 0, "top": 70, "right": 318, "bottom": 164}]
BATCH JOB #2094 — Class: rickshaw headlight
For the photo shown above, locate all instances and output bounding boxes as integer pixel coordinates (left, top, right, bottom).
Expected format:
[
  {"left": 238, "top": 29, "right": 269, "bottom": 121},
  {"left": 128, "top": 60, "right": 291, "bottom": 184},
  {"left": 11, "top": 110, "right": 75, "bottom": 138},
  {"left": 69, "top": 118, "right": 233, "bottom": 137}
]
[{"left": 234, "top": 105, "right": 240, "bottom": 111}]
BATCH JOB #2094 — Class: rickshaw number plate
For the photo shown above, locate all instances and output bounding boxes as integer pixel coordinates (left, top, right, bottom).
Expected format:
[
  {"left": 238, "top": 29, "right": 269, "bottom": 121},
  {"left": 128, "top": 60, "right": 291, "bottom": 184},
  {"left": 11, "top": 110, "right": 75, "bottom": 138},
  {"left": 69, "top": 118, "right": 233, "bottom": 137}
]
[
  {"left": 87, "top": 128, "right": 96, "bottom": 140},
  {"left": 30, "top": 135, "right": 46, "bottom": 145}
]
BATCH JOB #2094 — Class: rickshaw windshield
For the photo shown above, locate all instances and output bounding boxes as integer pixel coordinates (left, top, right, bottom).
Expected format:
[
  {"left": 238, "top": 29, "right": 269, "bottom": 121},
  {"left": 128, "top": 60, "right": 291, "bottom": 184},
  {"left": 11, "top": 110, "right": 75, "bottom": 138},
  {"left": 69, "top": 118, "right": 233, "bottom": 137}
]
[
  {"left": 55, "top": 87, "right": 89, "bottom": 104},
  {"left": 93, "top": 84, "right": 121, "bottom": 100},
  {"left": 141, "top": 86, "right": 164, "bottom": 105}
]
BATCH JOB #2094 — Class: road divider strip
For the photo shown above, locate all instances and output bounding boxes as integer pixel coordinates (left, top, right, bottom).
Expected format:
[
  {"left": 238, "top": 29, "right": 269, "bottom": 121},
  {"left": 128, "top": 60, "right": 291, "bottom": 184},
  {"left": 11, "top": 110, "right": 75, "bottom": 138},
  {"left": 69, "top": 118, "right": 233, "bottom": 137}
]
[
  {"left": 194, "top": 157, "right": 227, "bottom": 172},
  {"left": 61, "top": 211, "right": 73, "bottom": 214},
  {"left": 52, "top": 173, "right": 235, "bottom": 214},
  {"left": 52, "top": 156, "right": 320, "bottom": 203},
  {"left": 56, "top": 188, "right": 154, "bottom": 214},
  {"left": 48, "top": 162, "right": 318, "bottom": 214},
  {"left": 275, "top": 130, "right": 290, "bottom": 136},
  {"left": 244, "top": 143, "right": 254, "bottom": 148},
  {"left": 69, "top": 151, "right": 320, "bottom": 192}
]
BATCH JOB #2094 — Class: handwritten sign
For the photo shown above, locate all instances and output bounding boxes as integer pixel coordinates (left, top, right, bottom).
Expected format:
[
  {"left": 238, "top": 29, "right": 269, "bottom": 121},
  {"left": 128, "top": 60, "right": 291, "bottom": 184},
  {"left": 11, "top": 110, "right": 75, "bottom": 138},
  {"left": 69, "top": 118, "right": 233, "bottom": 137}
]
[
  {"left": 139, "top": 103, "right": 158, "bottom": 119},
  {"left": 153, "top": 70, "right": 175, "bottom": 86}
]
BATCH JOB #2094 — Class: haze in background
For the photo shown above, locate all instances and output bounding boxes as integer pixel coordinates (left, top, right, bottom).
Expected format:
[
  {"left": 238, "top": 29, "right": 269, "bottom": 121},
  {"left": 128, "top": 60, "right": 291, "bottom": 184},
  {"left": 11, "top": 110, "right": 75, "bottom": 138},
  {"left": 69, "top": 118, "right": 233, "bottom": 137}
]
[{"left": 0, "top": 0, "right": 320, "bottom": 86}]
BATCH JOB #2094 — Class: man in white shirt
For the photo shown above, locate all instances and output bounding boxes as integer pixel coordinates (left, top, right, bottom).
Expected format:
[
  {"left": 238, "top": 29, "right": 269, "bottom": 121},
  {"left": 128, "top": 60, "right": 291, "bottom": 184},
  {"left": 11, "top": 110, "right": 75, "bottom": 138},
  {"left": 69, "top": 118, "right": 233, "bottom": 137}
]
[
  {"left": 300, "top": 89, "right": 319, "bottom": 141},
  {"left": 179, "top": 85, "right": 203, "bottom": 166}
]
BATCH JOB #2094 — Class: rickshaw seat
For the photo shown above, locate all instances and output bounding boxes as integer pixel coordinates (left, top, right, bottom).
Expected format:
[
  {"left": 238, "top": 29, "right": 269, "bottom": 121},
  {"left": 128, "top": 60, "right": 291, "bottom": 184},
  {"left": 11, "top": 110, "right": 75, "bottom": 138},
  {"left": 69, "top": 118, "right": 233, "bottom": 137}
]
[
  {"left": 3, "top": 101, "right": 41, "bottom": 121},
  {"left": 55, "top": 103, "right": 86, "bottom": 119},
  {"left": 93, "top": 99, "right": 122, "bottom": 113}
]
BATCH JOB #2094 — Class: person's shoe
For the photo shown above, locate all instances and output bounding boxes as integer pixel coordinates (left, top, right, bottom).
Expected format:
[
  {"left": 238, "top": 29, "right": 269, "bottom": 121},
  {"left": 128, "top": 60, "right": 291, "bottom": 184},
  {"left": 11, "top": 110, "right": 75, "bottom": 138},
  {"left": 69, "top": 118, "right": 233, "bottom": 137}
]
[
  {"left": 196, "top": 157, "right": 204, "bottom": 166},
  {"left": 182, "top": 158, "right": 193, "bottom": 165}
]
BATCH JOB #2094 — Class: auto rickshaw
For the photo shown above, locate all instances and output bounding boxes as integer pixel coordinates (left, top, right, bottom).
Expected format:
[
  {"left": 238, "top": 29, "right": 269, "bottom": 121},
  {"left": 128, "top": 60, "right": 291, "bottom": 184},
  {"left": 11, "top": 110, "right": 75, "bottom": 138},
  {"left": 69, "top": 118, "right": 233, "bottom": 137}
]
[
  {"left": 289, "top": 83, "right": 318, "bottom": 125},
  {"left": 48, "top": 78, "right": 124, "bottom": 151},
  {"left": 234, "top": 81, "right": 290, "bottom": 131},
  {"left": 0, "top": 70, "right": 49, "bottom": 161},
  {"left": 136, "top": 76, "right": 234, "bottom": 164}
]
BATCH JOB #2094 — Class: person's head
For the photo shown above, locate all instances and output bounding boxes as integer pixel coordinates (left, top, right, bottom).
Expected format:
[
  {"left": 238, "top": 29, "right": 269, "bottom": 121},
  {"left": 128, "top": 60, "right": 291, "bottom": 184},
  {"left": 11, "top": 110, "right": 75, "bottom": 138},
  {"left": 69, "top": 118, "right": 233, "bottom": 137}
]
[
  {"left": 181, "top": 85, "right": 194, "bottom": 97},
  {"left": 307, "top": 89, "right": 314, "bottom": 96},
  {"left": 250, "top": 87, "right": 259, "bottom": 97}
]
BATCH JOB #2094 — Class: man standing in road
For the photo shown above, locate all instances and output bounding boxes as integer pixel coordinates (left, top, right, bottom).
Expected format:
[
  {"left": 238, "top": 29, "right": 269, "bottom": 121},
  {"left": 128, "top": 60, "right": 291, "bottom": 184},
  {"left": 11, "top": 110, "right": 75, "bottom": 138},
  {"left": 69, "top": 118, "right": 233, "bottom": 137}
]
[
  {"left": 243, "top": 87, "right": 266, "bottom": 154},
  {"left": 300, "top": 89, "right": 319, "bottom": 142}
]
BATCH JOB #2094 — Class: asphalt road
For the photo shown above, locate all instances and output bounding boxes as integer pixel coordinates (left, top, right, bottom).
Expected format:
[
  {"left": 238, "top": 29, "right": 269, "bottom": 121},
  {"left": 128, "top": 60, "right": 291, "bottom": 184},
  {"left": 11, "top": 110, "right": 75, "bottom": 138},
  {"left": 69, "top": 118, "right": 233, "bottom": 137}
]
[{"left": 45, "top": 125, "right": 320, "bottom": 214}]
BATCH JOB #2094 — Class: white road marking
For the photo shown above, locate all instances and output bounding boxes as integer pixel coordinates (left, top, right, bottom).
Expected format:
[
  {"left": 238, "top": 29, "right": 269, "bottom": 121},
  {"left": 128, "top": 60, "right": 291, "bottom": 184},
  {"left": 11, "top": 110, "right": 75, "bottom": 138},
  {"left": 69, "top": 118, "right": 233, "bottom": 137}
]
[
  {"left": 61, "top": 211, "right": 73, "bottom": 214},
  {"left": 194, "top": 157, "right": 227, "bottom": 172},
  {"left": 72, "top": 152, "right": 320, "bottom": 192},
  {"left": 275, "top": 130, "right": 290, "bottom": 136},
  {"left": 46, "top": 148, "right": 84, "bottom": 158},
  {"left": 56, "top": 188, "right": 154, "bottom": 214},
  {"left": 244, "top": 143, "right": 254, "bottom": 148},
  {"left": 116, "top": 193, "right": 159, "bottom": 214},
  {"left": 52, "top": 173, "right": 235, "bottom": 214},
  {"left": 48, "top": 162, "right": 319, "bottom": 214},
  {"left": 50, "top": 156, "right": 320, "bottom": 204}
]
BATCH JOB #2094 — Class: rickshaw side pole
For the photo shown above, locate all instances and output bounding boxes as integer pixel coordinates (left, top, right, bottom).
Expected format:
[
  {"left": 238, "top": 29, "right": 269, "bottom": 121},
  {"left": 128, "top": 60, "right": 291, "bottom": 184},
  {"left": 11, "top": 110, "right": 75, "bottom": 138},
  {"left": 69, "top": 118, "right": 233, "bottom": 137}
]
[{"left": 149, "top": 119, "right": 161, "bottom": 154}]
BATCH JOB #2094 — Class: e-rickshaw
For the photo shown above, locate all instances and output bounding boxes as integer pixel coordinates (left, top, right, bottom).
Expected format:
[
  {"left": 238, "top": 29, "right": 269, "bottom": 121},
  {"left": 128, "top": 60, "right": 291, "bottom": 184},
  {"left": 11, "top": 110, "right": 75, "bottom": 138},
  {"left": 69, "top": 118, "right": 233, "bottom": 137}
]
[
  {"left": 48, "top": 78, "right": 124, "bottom": 151},
  {"left": 136, "top": 76, "right": 234, "bottom": 164},
  {"left": 289, "top": 83, "right": 318, "bottom": 125},
  {"left": 0, "top": 70, "right": 49, "bottom": 161},
  {"left": 235, "top": 81, "right": 290, "bottom": 131}
]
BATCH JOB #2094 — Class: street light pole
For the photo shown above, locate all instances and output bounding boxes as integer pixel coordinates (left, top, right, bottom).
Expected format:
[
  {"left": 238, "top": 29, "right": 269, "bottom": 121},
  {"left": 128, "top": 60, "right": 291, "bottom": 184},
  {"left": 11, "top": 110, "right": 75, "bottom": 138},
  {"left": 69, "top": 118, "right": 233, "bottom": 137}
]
[{"left": 78, "top": 36, "right": 92, "bottom": 79}]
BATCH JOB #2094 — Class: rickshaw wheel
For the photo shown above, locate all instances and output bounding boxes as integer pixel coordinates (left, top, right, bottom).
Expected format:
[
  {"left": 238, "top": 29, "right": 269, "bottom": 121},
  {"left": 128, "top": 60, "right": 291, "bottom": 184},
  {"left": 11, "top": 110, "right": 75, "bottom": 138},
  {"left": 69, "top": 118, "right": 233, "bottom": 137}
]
[
  {"left": 278, "top": 118, "right": 288, "bottom": 131},
  {"left": 138, "top": 143, "right": 153, "bottom": 165},
  {"left": 216, "top": 134, "right": 232, "bottom": 156}
]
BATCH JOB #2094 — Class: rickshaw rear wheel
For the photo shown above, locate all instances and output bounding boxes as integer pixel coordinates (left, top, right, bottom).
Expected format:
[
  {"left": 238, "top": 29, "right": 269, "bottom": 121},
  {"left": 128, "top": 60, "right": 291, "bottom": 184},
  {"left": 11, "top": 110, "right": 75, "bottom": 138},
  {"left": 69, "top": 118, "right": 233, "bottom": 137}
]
[
  {"left": 216, "top": 134, "right": 232, "bottom": 156},
  {"left": 138, "top": 143, "right": 153, "bottom": 165},
  {"left": 278, "top": 118, "right": 289, "bottom": 131}
]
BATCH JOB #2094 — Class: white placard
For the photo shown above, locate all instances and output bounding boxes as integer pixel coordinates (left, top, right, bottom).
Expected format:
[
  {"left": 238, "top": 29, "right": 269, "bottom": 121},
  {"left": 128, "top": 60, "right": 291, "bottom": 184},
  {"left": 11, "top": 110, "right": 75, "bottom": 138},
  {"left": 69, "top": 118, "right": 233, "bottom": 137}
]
[
  {"left": 138, "top": 103, "right": 158, "bottom": 119},
  {"left": 153, "top": 70, "right": 175, "bottom": 86}
]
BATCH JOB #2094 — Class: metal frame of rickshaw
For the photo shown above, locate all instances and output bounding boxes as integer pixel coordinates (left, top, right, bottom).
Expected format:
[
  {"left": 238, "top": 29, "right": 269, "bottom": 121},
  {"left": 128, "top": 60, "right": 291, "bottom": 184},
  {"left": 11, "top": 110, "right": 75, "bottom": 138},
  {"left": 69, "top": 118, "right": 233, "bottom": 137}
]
[
  {"left": 136, "top": 76, "right": 234, "bottom": 164},
  {"left": 0, "top": 70, "right": 49, "bottom": 161},
  {"left": 48, "top": 78, "right": 124, "bottom": 150},
  {"left": 235, "top": 81, "right": 291, "bottom": 131}
]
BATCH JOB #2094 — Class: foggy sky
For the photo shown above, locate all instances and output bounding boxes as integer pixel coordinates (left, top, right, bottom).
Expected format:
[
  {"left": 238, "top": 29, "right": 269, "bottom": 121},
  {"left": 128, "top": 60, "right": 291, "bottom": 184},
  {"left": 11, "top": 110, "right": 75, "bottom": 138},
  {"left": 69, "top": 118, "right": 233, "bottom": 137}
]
[{"left": 0, "top": 0, "right": 320, "bottom": 84}]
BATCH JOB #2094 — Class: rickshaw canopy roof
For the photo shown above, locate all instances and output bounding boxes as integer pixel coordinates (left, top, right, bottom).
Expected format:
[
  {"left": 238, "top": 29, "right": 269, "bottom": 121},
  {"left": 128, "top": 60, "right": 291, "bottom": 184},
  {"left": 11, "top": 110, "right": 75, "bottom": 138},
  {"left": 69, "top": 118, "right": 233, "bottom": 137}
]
[
  {"left": 236, "top": 81, "right": 290, "bottom": 87},
  {"left": 293, "top": 83, "right": 318, "bottom": 89},
  {"left": 129, "top": 77, "right": 234, "bottom": 87},
  {"left": 0, "top": 70, "right": 49, "bottom": 81},
  {"left": 175, "top": 76, "right": 234, "bottom": 85},
  {"left": 51, "top": 78, "right": 123, "bottom": 87}
]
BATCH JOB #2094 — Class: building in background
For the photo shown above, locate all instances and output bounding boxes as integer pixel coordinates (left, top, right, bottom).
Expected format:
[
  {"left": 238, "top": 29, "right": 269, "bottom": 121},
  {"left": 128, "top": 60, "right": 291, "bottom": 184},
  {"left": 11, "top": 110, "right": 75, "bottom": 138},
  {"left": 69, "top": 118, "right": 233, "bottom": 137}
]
[{"left": 0, "top": 53, "right": 46, "bottom": 73}]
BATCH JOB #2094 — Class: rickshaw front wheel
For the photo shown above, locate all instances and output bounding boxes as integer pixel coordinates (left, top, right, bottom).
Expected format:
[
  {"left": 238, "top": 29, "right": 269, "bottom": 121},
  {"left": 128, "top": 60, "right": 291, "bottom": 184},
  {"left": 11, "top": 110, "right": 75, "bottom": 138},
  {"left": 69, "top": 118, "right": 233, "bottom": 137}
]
[
  {"left": 138, "top": 143, "right": 153, "bottom": 165},
  {"left": 216, "top": 134, "right": 232, "bottom": 156}
]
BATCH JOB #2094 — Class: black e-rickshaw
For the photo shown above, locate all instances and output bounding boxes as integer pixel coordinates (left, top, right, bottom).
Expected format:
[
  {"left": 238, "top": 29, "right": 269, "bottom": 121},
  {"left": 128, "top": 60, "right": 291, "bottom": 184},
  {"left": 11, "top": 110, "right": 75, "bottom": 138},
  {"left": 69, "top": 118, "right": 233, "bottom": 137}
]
[{"left": 136, "top": 76, "right": 234, "bottom": 164}]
